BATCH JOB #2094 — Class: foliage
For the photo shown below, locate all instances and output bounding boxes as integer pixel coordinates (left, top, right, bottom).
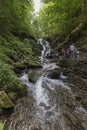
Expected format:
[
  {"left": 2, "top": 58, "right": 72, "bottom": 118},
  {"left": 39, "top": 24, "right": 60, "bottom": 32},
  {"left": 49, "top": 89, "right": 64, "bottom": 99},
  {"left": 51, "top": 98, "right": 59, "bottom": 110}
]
[
  {"left": 0, "top": 63, "right": 26, "bottom": 95},
  {"left": 0, "top": 0, "right": 35, "bottom": 37},
  {"left": 0, "top": 34, "right": 38, "bottom": 96},
  {"left": 37, "top": 0, "right": 87, "bottom": 37},
  {"left": 0, "top": 34, "right": 33, "bottom": 63}
]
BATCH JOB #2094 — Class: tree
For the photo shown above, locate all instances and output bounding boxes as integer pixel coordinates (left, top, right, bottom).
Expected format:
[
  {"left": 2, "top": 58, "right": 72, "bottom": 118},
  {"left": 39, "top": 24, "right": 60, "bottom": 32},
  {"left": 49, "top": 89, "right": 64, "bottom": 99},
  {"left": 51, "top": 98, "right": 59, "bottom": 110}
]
[
  {"left": 37, "top": 0, "right": 83, "bottom": 37},
  {"left": 0, "top": 0, "right": 35, "bottom": 37}
]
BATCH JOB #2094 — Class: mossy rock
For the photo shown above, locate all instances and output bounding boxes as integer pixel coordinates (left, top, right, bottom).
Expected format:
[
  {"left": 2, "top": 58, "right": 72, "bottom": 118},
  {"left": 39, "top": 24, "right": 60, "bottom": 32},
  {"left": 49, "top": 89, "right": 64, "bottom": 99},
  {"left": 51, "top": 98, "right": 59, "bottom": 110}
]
[
  {"left": 0, "top": 91, "right": 14, "bottom": 109},
  {"left": 24, "top": 59, "right": 42, "bottom": 68},
  {"left": 81, "top": 99, "right": 87, "bottom": 109},
  {"left": 0, "top": 63, "right": 27, "bottom": 96},
  {"left": 13, "top": 62, "right": 25, "bottom": 73},
  {"left": 8, "top": 92, "right": 17, "bottom": 101}
]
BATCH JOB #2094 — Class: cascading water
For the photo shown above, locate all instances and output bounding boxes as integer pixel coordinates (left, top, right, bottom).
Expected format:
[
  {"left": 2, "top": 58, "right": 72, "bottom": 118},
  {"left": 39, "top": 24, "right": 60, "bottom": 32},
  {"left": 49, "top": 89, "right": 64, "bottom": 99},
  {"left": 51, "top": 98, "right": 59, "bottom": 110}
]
[
  {"left": 4, "top": 39, "right": 87, "bottom": 130},
  {"left": 37, "top": 39, "right": 51, "bottom": 63}
]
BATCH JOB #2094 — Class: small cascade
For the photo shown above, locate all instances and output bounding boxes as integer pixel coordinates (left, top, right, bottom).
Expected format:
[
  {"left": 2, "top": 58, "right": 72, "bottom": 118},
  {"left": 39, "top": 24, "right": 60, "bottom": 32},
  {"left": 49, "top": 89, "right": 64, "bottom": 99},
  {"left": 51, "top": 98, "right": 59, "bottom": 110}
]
[
  {"left": 20, "top": 72, "right": 29, "bottom": 85},
  {"left": 34, "top": 76, "right": 49, "bottom": 106},
  {"left": 37, "top": 39, "right": 51, "bottom": 63}
]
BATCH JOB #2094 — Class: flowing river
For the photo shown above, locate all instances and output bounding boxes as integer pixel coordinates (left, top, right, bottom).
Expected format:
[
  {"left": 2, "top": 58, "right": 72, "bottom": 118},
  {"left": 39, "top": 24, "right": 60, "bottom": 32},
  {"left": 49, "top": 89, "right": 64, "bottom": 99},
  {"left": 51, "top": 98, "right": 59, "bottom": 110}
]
[{"left": 4, "top": 39, "right": 87, "bottom": 130}]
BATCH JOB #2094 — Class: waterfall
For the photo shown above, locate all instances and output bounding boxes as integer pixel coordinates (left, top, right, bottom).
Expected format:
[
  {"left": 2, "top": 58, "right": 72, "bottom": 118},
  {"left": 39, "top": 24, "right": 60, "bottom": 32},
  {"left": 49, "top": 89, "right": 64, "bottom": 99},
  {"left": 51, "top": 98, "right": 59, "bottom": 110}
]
[{"left": 37, "top": 39, "right": 51, "bottom": 63}]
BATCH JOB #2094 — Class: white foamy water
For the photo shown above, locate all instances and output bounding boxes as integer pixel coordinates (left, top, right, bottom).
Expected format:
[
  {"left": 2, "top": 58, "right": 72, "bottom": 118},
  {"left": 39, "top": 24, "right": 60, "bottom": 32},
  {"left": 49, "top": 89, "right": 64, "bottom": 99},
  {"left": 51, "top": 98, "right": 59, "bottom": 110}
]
[
  {"left": 38, "top": 39, "right": 51, "bottom": 64},
  {"left": 33, "top": 76, "right": 49, "bottom": 106},
  {"left": 45, "top": 77, "right": 71, "bottom": 91},
  {"left": 43, "top": 62, "right": 58, "bottom": 70},
  {"left": 20, "top": 73, "right": 29, "bottom": 85}
]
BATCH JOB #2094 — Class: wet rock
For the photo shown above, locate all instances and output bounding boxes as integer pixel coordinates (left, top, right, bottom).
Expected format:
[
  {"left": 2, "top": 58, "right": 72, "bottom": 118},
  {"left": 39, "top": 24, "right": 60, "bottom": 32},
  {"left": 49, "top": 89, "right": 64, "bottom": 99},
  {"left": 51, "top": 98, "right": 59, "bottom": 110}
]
[
  {"left": 0, "top": 91, "right": 14, "bottom": 109},
  {"left": 29, "top": 69, "right": 42, "bottom": 83},
  {"left": 47, "top": 69, "right": 61, "bottom": 79}
]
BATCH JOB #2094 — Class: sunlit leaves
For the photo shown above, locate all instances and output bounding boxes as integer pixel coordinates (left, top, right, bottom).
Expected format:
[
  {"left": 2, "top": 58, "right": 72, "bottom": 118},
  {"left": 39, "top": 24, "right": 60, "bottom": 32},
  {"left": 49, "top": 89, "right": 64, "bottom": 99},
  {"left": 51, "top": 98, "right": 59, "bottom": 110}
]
[
  {"left": 0, "top": 0, "right": 34, "bottom": 36},
  {"left": 37, "top": 0, "right": 84, "bottom": 37}
]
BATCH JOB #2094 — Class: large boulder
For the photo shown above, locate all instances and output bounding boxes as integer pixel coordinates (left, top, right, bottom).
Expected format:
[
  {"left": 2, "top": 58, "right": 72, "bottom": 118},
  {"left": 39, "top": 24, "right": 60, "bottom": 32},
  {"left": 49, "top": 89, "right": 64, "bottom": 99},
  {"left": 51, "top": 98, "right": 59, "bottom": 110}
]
[
  {"left": 29, "top": 69, "right": 43, "bottom": 83},
  {"left": 0, "top": 91, "right": 14, "bottom": 109}
]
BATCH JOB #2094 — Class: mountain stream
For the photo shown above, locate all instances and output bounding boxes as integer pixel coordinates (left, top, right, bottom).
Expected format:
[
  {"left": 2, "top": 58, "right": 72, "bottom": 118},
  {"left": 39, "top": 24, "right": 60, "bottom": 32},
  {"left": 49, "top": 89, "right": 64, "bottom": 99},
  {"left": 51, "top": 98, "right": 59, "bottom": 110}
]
[{"left": 4, "top": 39, "right": 87, "bottom": 130}]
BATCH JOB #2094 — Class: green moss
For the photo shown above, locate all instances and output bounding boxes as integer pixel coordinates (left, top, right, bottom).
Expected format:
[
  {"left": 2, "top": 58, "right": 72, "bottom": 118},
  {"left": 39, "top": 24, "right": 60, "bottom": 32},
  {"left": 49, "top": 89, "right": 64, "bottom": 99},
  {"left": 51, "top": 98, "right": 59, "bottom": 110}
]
[
  {"left": 27, "top": 59, "right": 42, "bottom": 68},
  {"left": 13, "top": 62, "right": 25, "bottom": 70},
  {"left": 0, "top": 34, "right": 40, "bottom": 98},
  {"left": 0, "top": 34, "right": 34, "bottom": 64},
  {"left": 81, "top": 99, "right": 87, "bottom": 109},
  {"left": 0, "top": 53, "right": 12, "bottom": 64}
]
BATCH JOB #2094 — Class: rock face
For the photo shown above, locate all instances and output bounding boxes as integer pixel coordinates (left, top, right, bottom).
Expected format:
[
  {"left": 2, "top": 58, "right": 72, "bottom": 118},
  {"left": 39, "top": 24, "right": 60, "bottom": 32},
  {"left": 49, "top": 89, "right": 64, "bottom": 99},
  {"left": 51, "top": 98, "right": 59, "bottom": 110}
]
[
  {"left": 59, "top": 59, "right": 87, "bottom": 79},
  {"left": 0, "top": 91, "right": 14, "bottom": 109},
  {"left": 73, "top": 60, "right": 87, "bottom": 79},
  {"left": 59, "top": 58, "right": 87, "bottom": 110}
]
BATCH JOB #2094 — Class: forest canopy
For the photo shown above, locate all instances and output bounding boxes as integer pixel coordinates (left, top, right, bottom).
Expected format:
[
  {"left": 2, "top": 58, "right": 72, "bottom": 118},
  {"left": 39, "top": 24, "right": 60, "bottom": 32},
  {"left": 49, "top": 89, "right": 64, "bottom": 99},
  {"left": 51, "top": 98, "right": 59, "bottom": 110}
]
[
  {"left": 0, "top": 0, "right": 87, "bottom": 39},
  {"left": 0, "top": 0, "right": 38, "bottom": 37},
  {"left": 37, "top": 0, "right": 87, "bottom": 37}
]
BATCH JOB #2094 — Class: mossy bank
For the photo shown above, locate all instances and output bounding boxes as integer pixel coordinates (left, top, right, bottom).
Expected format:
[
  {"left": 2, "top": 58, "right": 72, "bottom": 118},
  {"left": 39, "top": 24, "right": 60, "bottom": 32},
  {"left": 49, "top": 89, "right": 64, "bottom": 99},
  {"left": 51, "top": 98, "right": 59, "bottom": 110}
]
[{"left": 0, "top": 33, "right": 41, "bottom": 115}]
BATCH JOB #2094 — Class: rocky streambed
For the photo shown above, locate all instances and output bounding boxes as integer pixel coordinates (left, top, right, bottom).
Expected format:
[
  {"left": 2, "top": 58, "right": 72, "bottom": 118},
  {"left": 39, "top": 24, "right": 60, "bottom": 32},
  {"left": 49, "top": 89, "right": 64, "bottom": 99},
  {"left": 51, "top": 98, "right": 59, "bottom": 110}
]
[
  {"left": 1, "top": 39, "right": 87, "bottom": 130},
  {"left": 3, "top": 59, "right": 87, "bottom": 130}
]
